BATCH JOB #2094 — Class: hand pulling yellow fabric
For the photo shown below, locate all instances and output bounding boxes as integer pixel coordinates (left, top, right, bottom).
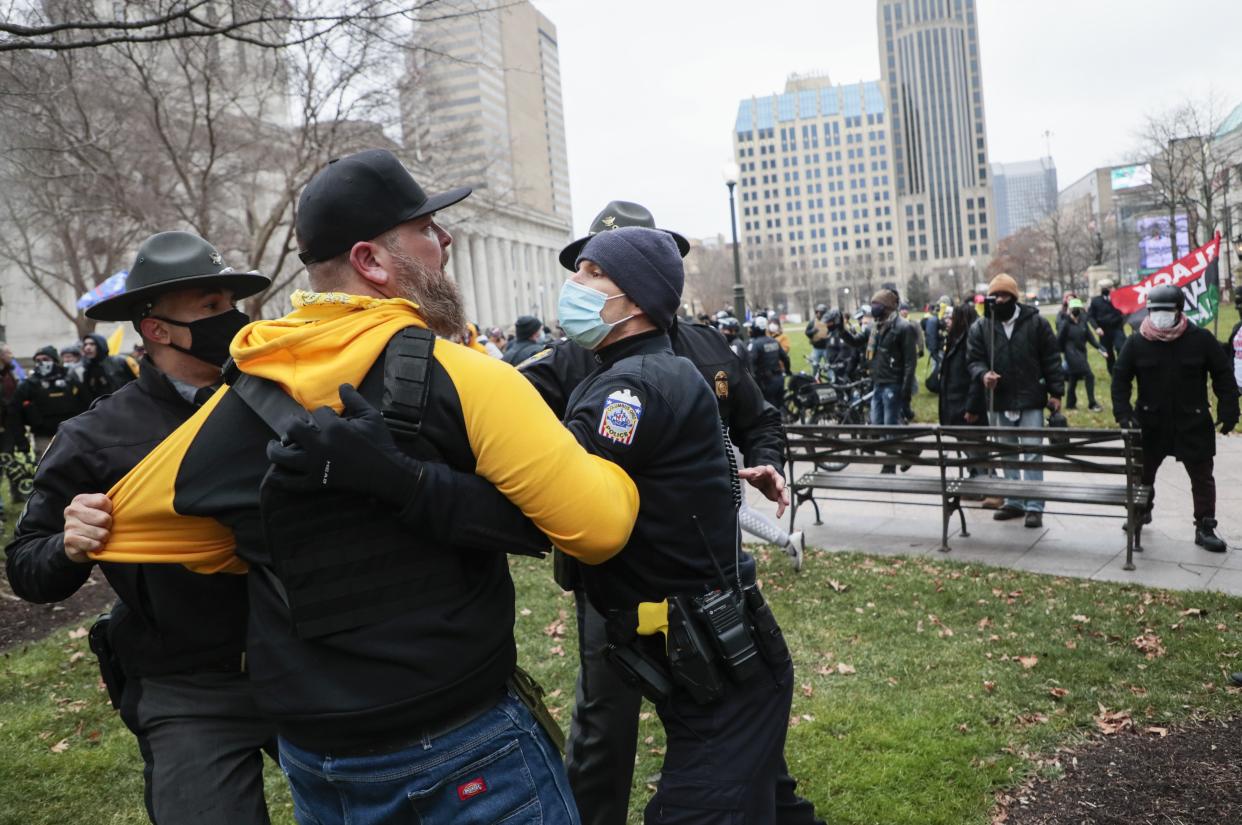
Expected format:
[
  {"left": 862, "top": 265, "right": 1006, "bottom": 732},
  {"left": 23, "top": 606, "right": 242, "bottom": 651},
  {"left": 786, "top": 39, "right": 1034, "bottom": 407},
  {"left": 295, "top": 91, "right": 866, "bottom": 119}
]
[{"left": 91, "top": 290, "right": 638, "bottom": 574}]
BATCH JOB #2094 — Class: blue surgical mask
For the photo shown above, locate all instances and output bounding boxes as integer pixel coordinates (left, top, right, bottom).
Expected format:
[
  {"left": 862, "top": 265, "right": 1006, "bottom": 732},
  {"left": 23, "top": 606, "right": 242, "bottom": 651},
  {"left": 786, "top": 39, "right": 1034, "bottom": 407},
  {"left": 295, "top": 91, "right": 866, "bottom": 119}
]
[{"left": 557, "top": 279, "right": 632, "bottom": 349}]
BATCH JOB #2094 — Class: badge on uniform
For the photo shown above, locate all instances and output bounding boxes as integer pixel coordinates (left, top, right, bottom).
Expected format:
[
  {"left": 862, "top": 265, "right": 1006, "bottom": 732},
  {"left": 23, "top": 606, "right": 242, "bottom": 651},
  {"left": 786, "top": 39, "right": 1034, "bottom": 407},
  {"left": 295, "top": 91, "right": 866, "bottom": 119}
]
[{"left": 599, "top": 388, "right": 643, "bottom": 445}]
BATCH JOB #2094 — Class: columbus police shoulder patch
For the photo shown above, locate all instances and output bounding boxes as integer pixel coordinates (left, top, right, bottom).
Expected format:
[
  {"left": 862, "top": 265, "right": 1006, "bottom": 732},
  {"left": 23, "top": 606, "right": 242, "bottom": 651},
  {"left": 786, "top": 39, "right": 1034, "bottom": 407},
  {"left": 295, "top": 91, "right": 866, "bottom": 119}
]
[
  {"left": 516, "top": 348, "right": 553, "bottom": 370},
  {"left": 598, "top": 388, "right": 643, "bottom": 445}
]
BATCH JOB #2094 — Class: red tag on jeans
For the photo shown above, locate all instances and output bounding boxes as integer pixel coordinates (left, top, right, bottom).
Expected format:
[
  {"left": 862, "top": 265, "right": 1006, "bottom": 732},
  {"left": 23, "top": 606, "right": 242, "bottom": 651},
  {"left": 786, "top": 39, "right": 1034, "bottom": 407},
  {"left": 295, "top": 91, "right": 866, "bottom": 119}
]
[{"left": 457, "top": 776, "right": 487, "bottom": 801}]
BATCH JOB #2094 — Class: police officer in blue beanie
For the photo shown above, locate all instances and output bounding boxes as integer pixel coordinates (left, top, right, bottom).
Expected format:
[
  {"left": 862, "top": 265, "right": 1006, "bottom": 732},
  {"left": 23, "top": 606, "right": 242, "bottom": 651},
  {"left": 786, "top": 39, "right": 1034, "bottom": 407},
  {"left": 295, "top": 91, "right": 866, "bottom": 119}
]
[{"left": 558, "top": 227, "right": 796, "bottom": 823}]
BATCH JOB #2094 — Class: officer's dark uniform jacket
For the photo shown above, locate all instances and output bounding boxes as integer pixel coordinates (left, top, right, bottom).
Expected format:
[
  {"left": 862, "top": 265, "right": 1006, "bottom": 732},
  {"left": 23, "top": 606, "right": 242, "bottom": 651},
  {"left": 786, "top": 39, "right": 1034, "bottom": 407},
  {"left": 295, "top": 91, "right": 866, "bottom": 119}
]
[
  {"left": 747, "top": 331, "right": 789, "bottom": 382},
  {"left": 520, "top": 320, "right": 784, "bottom": 471},
  {"left": 562, "top": 331, "right": 737, "bottom": 611},
  {"left": 13, "top": 358, "right": 88, "bottom": 437},
  {"left": 101, "top": 324, "right": 636, "bottom": 754},
  {"left": 723, "top": 334, "right": 749, "bottom": 368},
  {"left": 5, "top": 360, "right": 249, "bottom": 679}
]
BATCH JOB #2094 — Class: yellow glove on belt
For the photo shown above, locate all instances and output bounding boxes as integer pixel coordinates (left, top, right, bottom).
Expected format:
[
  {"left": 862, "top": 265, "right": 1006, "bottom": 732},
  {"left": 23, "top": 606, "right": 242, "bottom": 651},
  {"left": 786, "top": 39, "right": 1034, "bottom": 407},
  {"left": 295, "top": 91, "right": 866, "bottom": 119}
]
[{"left": 636, "top": 600, "right": 669, "bottom": 641}]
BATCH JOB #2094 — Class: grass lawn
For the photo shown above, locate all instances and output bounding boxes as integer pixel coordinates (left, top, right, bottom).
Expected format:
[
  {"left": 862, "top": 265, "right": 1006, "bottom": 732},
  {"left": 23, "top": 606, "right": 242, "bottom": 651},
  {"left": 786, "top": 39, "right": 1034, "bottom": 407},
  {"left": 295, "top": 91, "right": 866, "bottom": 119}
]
[
  {"left": 782, "top": 301, "right": 1241, "bottom": 429},
  {"left": 3, "top": 550, "right": 1241, "bottom": 824},
  {"left": 1, "top": 306, "right": 1238, "bottom": 824}
]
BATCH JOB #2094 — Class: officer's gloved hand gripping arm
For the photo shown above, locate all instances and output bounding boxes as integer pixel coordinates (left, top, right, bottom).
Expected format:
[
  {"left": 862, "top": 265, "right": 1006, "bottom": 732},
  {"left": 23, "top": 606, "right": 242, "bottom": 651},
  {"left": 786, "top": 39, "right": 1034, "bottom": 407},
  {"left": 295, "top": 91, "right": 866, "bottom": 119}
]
[{"left": 266, "top": 384, "right": 551, "bottom": 556}]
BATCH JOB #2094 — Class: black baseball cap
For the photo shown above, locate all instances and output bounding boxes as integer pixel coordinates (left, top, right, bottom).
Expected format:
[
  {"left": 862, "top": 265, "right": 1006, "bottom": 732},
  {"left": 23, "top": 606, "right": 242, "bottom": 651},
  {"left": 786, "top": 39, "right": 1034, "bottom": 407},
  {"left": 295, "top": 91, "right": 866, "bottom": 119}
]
[{"left": 296, "top": 149, "right": 471, "bottom": 265}]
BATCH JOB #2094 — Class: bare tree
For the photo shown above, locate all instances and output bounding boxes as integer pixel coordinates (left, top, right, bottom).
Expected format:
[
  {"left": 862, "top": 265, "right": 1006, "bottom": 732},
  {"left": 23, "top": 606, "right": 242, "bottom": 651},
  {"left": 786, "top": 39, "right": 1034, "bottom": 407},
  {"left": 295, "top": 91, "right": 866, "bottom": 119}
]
[
  {"left": 1137, "top": 95, "right": 1240, "bottom": 257},
  {"left": 0, "top": 0, "right": 501, "bottom": 53},
  {"left": 0, "top": 0, "right": 508, "bottom": 331}
]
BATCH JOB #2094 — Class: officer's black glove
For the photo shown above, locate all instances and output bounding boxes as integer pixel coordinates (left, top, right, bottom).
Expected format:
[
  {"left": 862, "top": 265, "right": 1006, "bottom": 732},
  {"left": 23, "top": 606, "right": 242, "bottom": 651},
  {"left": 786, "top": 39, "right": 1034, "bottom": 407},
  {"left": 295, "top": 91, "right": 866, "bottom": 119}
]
[
  {"left": 265, "top": 383, "right": 419, "bottom": 506},
  {"left": 1221, "top": 418, "right": 1238, "bottom": 436},
  {"left": 1116, "top": 414, "right": 1140, "bottom": 430}
]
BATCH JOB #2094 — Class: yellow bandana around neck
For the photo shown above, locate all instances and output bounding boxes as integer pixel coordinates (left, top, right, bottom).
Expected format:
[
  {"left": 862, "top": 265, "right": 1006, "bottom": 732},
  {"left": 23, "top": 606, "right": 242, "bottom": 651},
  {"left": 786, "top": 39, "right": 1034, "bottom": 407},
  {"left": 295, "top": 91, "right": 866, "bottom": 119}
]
[
  {"left": 90, "top": 291, "right": 428, "bottom": 574},
  {"left": 230, "top": 290, "right": 427, "bottom": 410}
]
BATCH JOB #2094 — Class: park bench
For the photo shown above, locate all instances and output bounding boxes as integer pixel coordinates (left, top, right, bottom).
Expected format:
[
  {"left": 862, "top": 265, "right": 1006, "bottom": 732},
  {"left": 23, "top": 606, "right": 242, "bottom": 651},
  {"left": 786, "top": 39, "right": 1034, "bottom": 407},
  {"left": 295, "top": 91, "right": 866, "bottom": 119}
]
[{"left": 785, "top": 424, "right": 1152, "bottom": 570}]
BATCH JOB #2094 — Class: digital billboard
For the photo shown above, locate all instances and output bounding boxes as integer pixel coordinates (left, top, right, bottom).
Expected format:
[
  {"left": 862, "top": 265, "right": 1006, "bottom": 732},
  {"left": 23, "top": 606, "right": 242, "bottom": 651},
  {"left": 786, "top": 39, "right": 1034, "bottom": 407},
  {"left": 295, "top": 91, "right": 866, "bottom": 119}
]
[
  {"left": 1111, "top": 164, "right": 1152, "bottom": 191},
  {"left": 1136, "top": 214, "right": 1190, "bottom": 270}
]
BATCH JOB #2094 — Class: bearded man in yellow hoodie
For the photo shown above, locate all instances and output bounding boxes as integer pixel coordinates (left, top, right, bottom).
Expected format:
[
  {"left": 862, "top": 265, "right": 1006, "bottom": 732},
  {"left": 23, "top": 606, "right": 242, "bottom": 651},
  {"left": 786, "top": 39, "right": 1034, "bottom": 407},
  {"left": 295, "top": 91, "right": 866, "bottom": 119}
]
[{"left": 91, "top": 149, "right": 638, "bottom": 825}]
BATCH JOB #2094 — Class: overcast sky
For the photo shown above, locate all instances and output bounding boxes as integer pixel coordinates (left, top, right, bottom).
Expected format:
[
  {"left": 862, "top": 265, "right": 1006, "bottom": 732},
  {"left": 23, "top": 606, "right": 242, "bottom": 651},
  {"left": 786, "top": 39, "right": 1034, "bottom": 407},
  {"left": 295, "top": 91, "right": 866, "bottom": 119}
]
[{"left": 532, "top": 0, "right": 1242, "bottom": 241}]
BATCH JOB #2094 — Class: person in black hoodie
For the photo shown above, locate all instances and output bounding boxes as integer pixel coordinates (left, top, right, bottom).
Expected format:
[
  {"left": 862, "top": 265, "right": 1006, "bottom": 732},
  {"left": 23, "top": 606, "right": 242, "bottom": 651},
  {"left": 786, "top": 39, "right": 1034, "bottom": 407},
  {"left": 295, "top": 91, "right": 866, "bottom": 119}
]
[
  {"left": 966, "top": 273, "right": 1064, "bottom": 528},
  {"left": 5, "top": 231, "right": 277, "bottom": 825},
  {"left": 1087, "top": 279, "right": 1126, "bottom": 374},
  {"left": 80, "top": 332, "right": 138, "bottom": 400},
  {"left": 1112, "top": 284, "right": 1238, "bottom": 553}
]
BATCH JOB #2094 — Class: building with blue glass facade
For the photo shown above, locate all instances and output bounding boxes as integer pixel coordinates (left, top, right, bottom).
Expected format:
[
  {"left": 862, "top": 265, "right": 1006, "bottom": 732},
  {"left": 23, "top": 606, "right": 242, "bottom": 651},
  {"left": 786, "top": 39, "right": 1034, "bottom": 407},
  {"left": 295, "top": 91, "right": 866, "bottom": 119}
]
[
  {"left": 991, "top": 157, "right": 1057, "bottom": 240},
  {"left": 733, "top": 73, "right": 899, "bottom": 312},
  {"left": 879, "top": 0, "right": 995, "bottom": 294}
]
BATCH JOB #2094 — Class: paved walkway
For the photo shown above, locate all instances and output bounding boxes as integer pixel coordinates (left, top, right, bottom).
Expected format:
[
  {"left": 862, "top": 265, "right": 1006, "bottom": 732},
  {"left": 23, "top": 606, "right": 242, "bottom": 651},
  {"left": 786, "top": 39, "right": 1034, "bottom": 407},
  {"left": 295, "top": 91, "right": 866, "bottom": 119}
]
[{"left": 747, "top": 435, "right": 1242, "bottom": 595}]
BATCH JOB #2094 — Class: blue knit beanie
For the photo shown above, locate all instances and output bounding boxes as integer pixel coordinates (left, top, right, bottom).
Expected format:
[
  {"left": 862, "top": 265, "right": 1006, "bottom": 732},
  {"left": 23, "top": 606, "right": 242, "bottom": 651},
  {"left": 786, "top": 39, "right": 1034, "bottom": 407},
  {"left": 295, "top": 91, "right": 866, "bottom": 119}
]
[{"left": 576, "top": 227, "right": 684, "bottom": 331}]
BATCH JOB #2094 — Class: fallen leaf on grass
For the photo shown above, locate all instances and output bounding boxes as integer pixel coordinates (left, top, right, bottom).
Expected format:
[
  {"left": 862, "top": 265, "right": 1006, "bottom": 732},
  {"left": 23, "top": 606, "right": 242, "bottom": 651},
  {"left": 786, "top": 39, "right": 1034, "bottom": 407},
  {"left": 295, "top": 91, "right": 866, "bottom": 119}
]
[
  {"left": 1048, "top": 687, "right": 1069, "bottom": 700},
  {"left": 835, "top": 663, "right": 856, "bottom": 675},
  {"left": 544, "top": 610, "right": 567, "bottom": 639},
  {"left": 68, "top": 652, "right": 84, "bottom": 664},
  {"left": 977, "top": 617, "right": 993, "bottom": 630},
  {"left": 548, "top": 645, "right": 565, "bottom": 657},
  {"left": 1093, "top": 704, "right": 1133, "bottom": 735},
  {"left": 67, "top": 627, "right": 87, "bottom": 640},
  {"left": 1129, "top": 685, "right": 1148, "bottom": 696},
  {"left": 1064, "top": 640, "right": 1077, "bottom": 650},
  {"left": 827, "top": 579, "right": 848, "bottom": 593},
  {"left": 1015, "top": 713, "right": 1048, "bottom": 727},
  {"left": 1132, "top": 632, "right": 1166, "bottom": 660},
  {"left": 1017, "top": 656, "right": 1038, "bottom": 670},
  {"left": 1180, "top": 608, "right": 1206, "bottom": 617},
  {"left": 801, "top": 683, "right": 814, "bottom": 698},
  {"left": 983, "top": 681, "right": 996, "bottom": 693},
  {"left": 49, "top": 739, "right": 69, "bottom": 753},
  {"left": 1071, "top": 614, "right": 1090, "bottom": 623},
  {"left": 1144, "top": 726, "right": 1169, "bottom": 737},
  {"left": 519, "top": 608, "right": 532, "bottom": 617}
]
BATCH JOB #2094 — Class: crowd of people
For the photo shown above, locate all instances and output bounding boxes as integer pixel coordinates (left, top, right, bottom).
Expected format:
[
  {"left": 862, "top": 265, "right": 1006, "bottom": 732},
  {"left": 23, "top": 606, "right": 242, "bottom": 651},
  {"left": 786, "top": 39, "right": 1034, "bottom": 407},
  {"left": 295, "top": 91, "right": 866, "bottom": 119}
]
[
  {"left": 0, "top": 334, "right": 141, "bottom": 514},
  {"left": 1, "top": 143, "right": 1240, "bottom": 825}
]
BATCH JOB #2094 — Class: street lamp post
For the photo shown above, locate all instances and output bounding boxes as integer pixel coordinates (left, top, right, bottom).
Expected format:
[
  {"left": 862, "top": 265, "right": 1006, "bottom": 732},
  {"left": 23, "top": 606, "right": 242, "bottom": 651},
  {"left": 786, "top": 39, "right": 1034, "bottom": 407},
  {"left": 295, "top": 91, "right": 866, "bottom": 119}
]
[{"left": 722, "top": 161, "right": 747, "bottom": 331}]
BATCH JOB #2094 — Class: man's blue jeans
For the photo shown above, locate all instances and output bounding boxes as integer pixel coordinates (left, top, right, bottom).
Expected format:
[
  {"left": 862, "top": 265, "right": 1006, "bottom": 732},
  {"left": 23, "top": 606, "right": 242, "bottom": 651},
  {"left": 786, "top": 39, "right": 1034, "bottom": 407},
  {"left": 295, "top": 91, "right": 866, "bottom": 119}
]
[
  {"left": 278, "top": 692, "right": 580, "bottom": 825},
  {"left": 988, "top": 408, "right": 1046, "bottom": 513},
  {"left": 870, "top": 383, "right": 902, "bottom": 425}
]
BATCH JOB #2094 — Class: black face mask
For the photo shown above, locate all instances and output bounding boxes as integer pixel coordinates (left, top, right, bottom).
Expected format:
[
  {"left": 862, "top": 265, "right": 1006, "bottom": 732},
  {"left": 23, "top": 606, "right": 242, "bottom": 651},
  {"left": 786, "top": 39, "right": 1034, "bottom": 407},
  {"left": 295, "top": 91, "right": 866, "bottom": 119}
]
[
  {"left": 870, "top": 302, "right": 889, "bottom": 321},
  {"left": 1071, "top": 309, "right": 1082, "bottom": 320},
  {"left": 1101, "top": 288, "right": 1111, "bottom": 297},
  {"left": 151, "top": 308, "right": 250, "bottom": 368},
  {"left": 988, "top": 300, "right": 1017, "bottom": 322}
]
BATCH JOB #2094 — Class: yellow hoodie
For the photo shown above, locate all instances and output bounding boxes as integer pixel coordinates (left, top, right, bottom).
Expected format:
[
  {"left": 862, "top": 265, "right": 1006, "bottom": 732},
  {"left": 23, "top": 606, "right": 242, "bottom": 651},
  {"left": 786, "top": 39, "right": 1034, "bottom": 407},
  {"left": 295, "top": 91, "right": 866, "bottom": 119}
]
[{"left": 92, "top": 291, "right": 639, "bottom": 573}]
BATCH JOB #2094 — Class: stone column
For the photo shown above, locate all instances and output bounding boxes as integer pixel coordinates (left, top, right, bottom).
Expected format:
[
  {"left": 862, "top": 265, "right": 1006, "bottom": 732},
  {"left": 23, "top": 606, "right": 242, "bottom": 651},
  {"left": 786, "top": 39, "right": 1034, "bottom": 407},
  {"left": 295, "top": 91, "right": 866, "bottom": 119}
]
[
  {"left": 471, "top": 235, "right": 495, "bottom": 328},
  {"left": 540, "top": 246, "right": 556, "bottom": 323},
  {"left": 487, "top": 236, "right": 509, "bottom": 327},
  {"left": 452, "top": 232, "right": 477, "bottom": 324}
]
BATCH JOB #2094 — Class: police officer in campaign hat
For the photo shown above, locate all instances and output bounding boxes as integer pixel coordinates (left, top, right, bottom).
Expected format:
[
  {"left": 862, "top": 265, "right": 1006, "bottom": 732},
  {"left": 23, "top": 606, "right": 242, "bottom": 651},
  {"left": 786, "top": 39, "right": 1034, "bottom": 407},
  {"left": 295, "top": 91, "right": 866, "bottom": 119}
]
[
  {"left": 519, "top": 202, "right": 820, "bottom": 825},
  {"left": 90, "top": 148, "right": 640, "bottom": 825},
  {"left": 1112, "top": 284, "right": 1238, "bottom": 552},
  {"left": 557, "top": 226, "right": 796, "bottom": 822},
  {"left": 5, "top": 230, "right": 276, "bottom": 824}
]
